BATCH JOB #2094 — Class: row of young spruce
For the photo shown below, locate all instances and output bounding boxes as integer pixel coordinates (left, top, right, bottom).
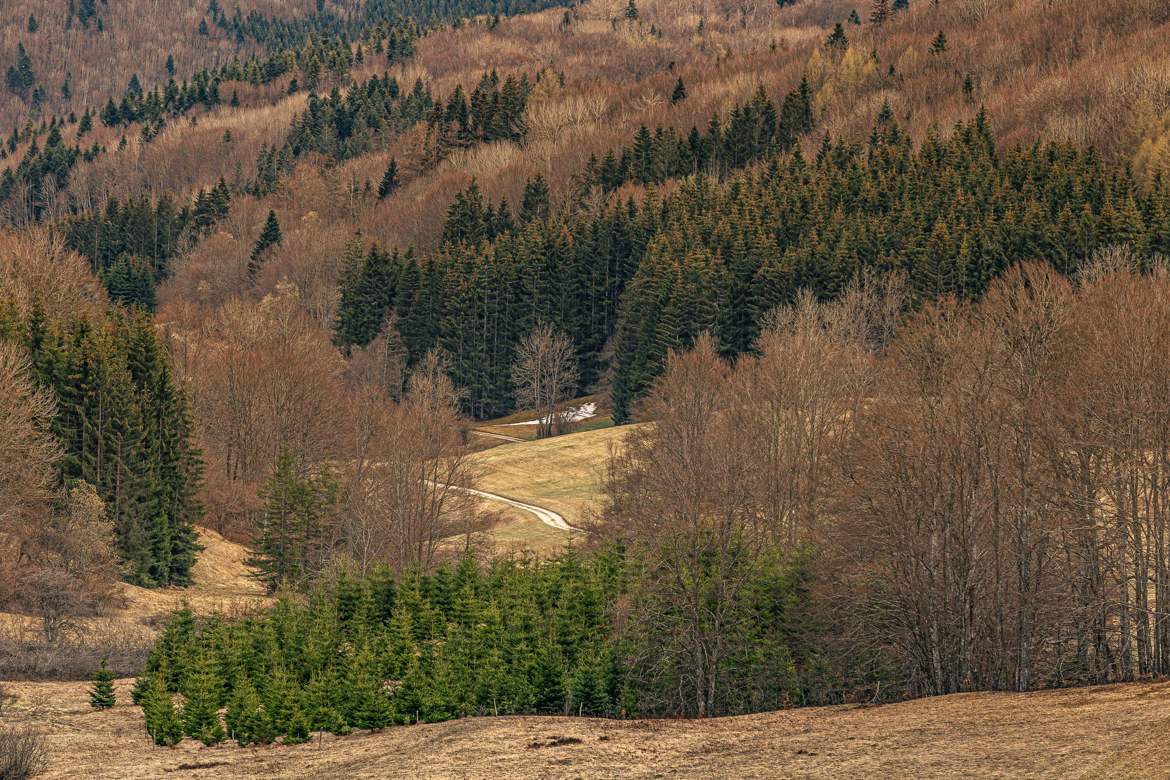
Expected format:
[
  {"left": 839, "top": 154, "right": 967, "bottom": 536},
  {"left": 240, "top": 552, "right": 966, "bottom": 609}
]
[{"left": 132, "top": 553, "right": 819, "bottom": 746}]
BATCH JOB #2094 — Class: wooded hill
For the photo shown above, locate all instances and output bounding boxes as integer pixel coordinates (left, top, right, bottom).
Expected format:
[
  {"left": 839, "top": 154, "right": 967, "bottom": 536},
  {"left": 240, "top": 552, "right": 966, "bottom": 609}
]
[{"left": 3, "top": 0, "right": 1170, "bottom": 757}]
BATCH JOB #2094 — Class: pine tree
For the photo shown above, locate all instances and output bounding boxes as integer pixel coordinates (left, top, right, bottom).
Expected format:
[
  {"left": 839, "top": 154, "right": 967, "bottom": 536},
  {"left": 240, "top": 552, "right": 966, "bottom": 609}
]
[
  {"left": 929, "top": 30, "right": 948, "bottom": 54},
  {"left": 90, "top": 658, "right": 117, "bottom": 709},
  {"left": 377, "top": 157, "right": 399, "bottom": 199},
  {"left": 624, "top": 0, "right": 639, "bottom": 20},
  {"left": 670, "top": 77, "right": 687, "bottom": 105},
  {"left": 248, "top": 209, "right": 282, "bottom": 280}
]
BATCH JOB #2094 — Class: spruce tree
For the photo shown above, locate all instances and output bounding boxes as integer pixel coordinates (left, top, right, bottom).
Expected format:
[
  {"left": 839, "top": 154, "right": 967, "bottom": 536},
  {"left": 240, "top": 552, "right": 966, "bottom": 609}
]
[
  {"left": 182, "top": 652, "right": 226, "bottom": 746},
  {"left": 248, "top": 209, "right": 282, "bottom": 280},
  {"left": 624, "top": 0, "right": 639, "bottom": 20},
  {"left": 130, "top": 673, "right": 153, "bottom": 706},
  {"left": 377, "top": 157, "right": 399, "bottom": 199},
  {"left": 248, "top": 451, "right": 329, "bottom": 592},
  {"left": 142, "top": 675, "right": 183, "bottom": 747},
  {"left": 6, "top": 43, "right": 36, "bottom": 98},
  {"left": 929, "top": 30, "right": 948, "bottom": 54},
  {"left": 519, "top": 176, "right": 551, "bottom": 223},
  {"left": 826, "top": 23, "right": 849, "bottom": 50},
  {"left": 670, "top": 77, "right": 687, "bottom": 105},
  {"left": 90, "top": 658, "right": 117, "bottom": 709},
  {"left": 284, "top": 708, "right": 311, "bottom": 744},
  {"left": 344, "top": 645, "right": 393, "bottom": 730},
  {"left": 225, "top": 676, "right": 274, "bottom": 746}
]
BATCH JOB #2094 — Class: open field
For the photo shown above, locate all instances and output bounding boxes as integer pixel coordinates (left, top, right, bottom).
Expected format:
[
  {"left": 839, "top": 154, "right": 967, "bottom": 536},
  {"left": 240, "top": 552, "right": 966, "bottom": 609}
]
[
  {"left": 469, "top": 423, "right": 639, "bottom": 538},
  {"left": 4, "top": 677, "right": 1169, "bottom": 779}
]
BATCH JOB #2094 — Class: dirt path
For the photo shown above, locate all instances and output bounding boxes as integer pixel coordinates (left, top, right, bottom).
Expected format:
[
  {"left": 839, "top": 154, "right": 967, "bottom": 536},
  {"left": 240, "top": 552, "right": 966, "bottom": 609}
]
[
  {"left": 470, "top": 429, "right": 525, "bottom": 443},
  {"left": 456, "top": 485, "right": 579, "bottom": 532}
]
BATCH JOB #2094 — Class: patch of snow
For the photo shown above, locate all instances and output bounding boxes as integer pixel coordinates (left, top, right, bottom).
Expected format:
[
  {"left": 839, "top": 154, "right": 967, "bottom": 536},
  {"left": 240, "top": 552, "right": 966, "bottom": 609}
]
[{"left": 503, "top": 401, "right": 597, "bottom": 427}]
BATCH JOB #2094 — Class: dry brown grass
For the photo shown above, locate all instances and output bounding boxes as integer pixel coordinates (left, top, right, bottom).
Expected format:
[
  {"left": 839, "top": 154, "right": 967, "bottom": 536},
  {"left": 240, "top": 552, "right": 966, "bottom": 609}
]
[
  {"left": 469, "top": 423, "right": 636, "bottom": 529},
  {"left": 3, "top": 676, "right": 1169, "bottom": 779},
  {"left": 0, "top": 526, "right": 268, "bottom": 675}
]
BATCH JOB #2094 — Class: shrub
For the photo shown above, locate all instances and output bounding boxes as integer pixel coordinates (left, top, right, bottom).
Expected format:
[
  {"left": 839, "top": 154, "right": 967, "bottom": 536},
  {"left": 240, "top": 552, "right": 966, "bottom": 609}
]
[{"left": 0, "top": 727, "right": 48, "bottom": 780}]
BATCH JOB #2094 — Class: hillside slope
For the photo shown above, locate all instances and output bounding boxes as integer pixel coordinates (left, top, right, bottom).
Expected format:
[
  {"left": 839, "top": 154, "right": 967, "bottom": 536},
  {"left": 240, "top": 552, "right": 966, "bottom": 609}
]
[{"left": 4, "top": 678, "right": 1168, "bottom": 779}]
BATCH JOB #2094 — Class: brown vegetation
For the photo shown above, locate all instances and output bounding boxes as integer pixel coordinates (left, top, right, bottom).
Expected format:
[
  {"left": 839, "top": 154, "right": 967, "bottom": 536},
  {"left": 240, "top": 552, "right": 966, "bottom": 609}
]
[
  {"left": 0, "top": 0, "right": 315, "bottom": 128},
  {"left": 2, "top": 675, "right": 1169, "bottom": 779},
  {"left": 606, "top": 252, "right": 1170, "bottom": 700}
]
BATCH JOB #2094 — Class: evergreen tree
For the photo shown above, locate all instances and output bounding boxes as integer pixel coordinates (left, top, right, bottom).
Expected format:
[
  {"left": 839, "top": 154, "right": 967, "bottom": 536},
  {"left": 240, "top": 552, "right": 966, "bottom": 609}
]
[
  {"left": 90, "top": 658, "right": 117, "bottom": 709},
  {"left": 225, "top": 676, "right": 274, "bottom": 745},
  {"left": 624, "top": 0, "right": 639, "bottom": 20},
  {"left": 670, "top": 77, "right": 687, "bottom": 105},
  {"left": 520, "top": 176, "right": 551, "bottom": 223},
  {"left": 248, "top": 451, "right": 330, "bottom": 592},
  {"left": 248, "top": 209, "right": 283, "bottom": 280},
  {"left": 826, "top": 23, "right": 849, "bottom": 50},
  {"left": 142, "top": 674, "right": 183, "bottom": 746},
  {"left": 377, "top": 157, "right": 399, "bottom": 199},
  {"left": 930, "top": 30, "right": 948, "bottom": 54},
  {"left": 130, "top": 674, "right": 153, "bottom": 706},
  {"left": 344, "top": 645, "right": 393, "bottom": 730},
  {"left": 870, "top": 0, "right": 891, "bottom": 26},
  {"left": 6, "top": 43, "right": 36, "bottom": 98},
  {"left": 284, "top": 708, "right": 311, "bottom": 744},
  {"left": 182, "top": 650, "right": 226, "bottom": 745}
]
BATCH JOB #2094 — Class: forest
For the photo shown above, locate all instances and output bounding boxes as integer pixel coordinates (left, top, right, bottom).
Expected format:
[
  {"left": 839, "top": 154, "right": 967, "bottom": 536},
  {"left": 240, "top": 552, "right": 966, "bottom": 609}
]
[{"left": 2, "top": 0, "right": 1170, "bottom": 766}]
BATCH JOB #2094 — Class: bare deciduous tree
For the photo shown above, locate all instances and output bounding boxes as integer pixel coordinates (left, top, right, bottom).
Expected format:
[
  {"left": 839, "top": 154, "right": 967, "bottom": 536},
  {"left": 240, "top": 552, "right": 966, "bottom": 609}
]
[
  {"left": 339, "top": 351, "right": 480, "bottom": 575},
  {"left": 512, "top": 324, "right": 580, "bottom": 438}
]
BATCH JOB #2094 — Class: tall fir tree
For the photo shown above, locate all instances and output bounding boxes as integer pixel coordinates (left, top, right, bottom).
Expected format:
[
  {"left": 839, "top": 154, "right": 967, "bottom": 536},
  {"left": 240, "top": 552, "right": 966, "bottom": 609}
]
[
  {"left": 248, "top": 451, "right": 331, "bottom": 592},
  {"left": 377, "top": 157, "right": 399, "bottom": 199},
  {"left": 248, "top": 209, "right": 283, "bottom": 280}
]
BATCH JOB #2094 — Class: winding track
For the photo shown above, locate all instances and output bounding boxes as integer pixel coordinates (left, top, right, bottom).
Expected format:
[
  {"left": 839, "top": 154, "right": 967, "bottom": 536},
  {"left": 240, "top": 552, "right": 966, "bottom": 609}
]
[
  {"left": 469, "top": 429, "right": 525, "bottom": 443},
  {"left": 452, "top": 484, "right": 579, "bottom": 533}
]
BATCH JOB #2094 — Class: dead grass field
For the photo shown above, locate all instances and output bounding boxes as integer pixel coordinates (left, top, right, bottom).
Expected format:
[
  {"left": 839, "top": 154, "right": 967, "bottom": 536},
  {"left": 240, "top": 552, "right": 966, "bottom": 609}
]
[
  {"left": 470, "top": 423, "right": 639, "bottom": 535},
  {"left": 4, "top": 677, "right": 1170, "bottom": 779},
  {"left": 0, "top": 527, "right": 269, "bottom": 658}
]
